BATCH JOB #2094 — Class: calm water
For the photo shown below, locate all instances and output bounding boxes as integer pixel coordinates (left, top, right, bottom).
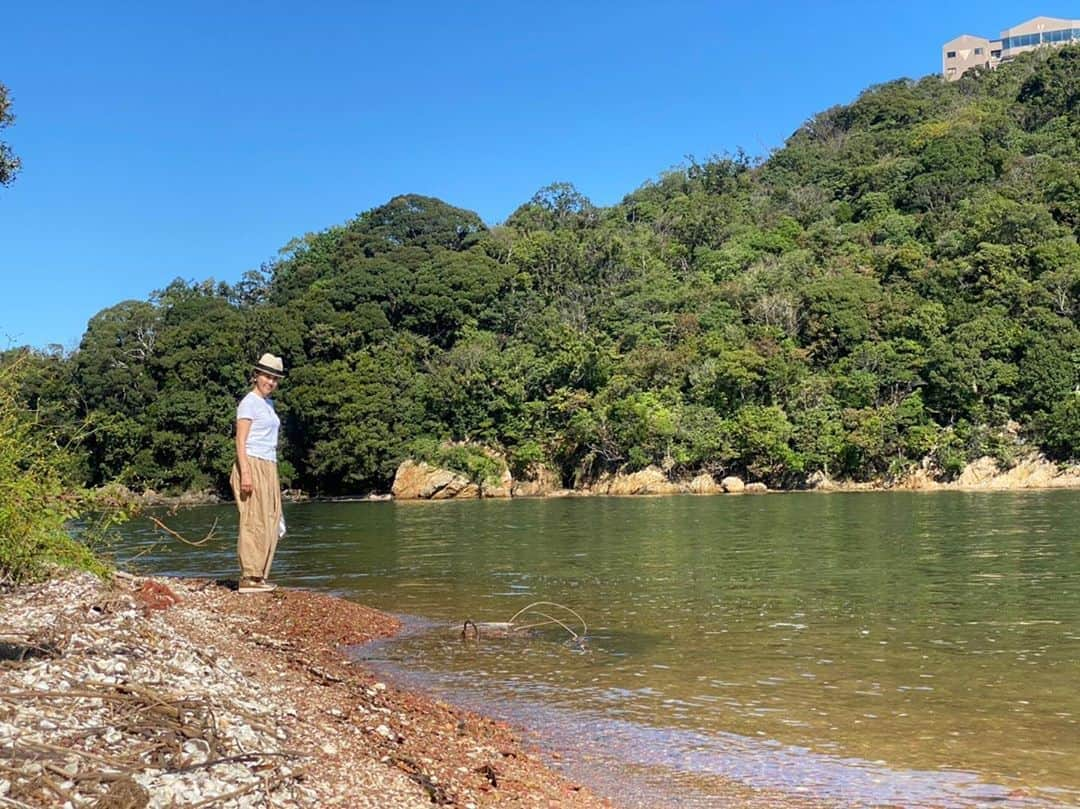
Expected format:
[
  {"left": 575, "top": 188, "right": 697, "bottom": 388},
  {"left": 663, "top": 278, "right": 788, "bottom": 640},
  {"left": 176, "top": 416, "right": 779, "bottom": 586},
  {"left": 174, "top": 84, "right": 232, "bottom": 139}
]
[{"left": 112, "top": 492, "right": 1080, "bottom": 808}]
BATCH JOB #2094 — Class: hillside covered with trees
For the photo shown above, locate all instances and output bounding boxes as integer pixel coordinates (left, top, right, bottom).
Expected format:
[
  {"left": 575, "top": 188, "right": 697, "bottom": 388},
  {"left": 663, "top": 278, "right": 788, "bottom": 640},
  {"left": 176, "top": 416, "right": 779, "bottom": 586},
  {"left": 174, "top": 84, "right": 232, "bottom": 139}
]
[{"left": 6, "top": 48, "right": 1080, "bottom": 496}]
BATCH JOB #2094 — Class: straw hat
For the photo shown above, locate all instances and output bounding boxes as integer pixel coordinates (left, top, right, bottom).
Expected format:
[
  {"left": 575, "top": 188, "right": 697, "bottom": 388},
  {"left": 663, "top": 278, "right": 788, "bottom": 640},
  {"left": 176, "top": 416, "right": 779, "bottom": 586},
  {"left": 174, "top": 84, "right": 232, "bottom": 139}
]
[{"left": 254, "top": 353, "right": 285, "bottom": 378}]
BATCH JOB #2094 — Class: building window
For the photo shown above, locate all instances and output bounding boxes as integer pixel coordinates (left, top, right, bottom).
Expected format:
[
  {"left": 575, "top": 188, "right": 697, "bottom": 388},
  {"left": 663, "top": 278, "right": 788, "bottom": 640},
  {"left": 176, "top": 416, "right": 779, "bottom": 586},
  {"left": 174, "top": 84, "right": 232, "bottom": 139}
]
[
  {"left": 974, "top": 47, "right": 983, "bottom": 55},
  {"left": 1003, "top": 32, "right": 1041, "bottom": 49},
  {"left": 991, "top": 50, "right": 1001, "bottom": 57},
  {"left": 947, "top": 50, "right": 957, "bottom": 58},
  {"left": 1041, "top": 28, "right": 1080, "bottom": 43},
  {"left": 947, "top": 67, "right": 956, "bottom": 75}
]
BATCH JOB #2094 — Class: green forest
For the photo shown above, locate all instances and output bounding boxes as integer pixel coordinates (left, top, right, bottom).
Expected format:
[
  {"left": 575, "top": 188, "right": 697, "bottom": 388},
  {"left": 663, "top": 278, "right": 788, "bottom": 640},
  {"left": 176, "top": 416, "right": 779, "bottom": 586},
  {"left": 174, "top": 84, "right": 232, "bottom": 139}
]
[{"left": 5, "top": 47, "right": 1080, "bottom": 497}]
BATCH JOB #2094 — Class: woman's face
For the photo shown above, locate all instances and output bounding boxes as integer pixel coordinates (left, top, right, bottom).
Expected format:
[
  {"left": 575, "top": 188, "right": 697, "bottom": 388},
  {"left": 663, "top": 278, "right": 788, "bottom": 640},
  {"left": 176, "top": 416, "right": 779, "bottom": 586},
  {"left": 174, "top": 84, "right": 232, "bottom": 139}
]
[{"left": 254, "top": 372, "right": 280, "bottom": 397}]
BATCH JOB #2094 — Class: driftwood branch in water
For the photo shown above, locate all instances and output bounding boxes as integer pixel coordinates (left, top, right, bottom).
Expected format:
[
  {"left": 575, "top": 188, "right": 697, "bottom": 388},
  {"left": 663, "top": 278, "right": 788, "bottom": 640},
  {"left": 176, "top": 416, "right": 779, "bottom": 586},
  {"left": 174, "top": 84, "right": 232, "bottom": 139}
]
[
  {"left": 148, "top": 516, "right": 219, "bottom": 547},
  {"left": 461, "top": 602, "right": 589, "bottom": 647}
]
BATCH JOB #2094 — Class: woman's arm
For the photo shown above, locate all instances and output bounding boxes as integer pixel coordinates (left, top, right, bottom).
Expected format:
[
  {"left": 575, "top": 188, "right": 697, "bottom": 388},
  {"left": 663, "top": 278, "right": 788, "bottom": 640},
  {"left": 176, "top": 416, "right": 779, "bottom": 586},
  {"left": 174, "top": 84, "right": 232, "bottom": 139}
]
[{"left": 236, "top": 419, "right": 253, "bottom": 494}]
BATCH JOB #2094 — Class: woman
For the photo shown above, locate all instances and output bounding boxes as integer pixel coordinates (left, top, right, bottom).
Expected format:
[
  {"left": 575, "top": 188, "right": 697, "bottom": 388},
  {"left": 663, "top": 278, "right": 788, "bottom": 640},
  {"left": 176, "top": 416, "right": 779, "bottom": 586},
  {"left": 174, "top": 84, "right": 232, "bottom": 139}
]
[{"left": 231, "top": 353, "right": 285, "bottom": 593}]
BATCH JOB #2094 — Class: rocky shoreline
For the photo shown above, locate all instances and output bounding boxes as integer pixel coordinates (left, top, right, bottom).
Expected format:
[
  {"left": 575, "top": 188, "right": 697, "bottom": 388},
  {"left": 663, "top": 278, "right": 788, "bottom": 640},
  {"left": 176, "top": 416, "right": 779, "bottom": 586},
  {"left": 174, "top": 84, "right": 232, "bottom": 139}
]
[
  {"left": 109, "top": 451, "right": 1080, "bottom": 510},
  {"left": 388, "top": 452, "right": 1080, "bottom": 500},
  {"left": 0, "top": 572, "right": 613, "bottom": 808}
]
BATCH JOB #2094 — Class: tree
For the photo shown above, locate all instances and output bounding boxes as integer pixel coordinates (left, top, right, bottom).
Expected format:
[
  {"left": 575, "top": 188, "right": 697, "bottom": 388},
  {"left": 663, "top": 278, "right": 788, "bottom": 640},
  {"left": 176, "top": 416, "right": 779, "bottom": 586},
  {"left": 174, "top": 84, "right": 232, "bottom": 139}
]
[
  {"left": 286, "top": 339, "right": 427, "bottom": 493},
  {"left": 507, "top": 183, "right": 597, "bottom": 232},
  {"left": 723, "top": 404, "right": 802, "bottom": 483},
  {"left": 0, "top": 82, "right": 19, "bottom": 186},
  {"left": 1018, "top": 45, "right": 1080, "bottom": 128},
  {"left": 341, "top": 195, "right": 487, "bottom": 257},
  {"left": 1035, "top": 394, "right": 1080, "bottom": 461},
  {"left": 76, "top": 301, "right": 161, "bottom": 415}
]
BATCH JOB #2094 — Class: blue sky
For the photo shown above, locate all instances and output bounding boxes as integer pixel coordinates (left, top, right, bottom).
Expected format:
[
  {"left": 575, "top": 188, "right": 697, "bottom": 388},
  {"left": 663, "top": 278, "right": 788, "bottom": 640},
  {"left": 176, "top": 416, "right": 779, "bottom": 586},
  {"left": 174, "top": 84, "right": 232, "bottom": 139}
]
[{"left": 0, "top": 1, "right": 1066, "bottom": 349}]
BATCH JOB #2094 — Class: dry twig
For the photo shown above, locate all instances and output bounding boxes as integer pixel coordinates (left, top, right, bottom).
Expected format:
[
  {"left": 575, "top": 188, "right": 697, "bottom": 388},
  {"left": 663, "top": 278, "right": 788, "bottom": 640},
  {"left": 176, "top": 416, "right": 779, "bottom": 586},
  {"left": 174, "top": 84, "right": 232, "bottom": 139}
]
[{"left": 147, "top": 515, "right": 219, "bottom": 547}]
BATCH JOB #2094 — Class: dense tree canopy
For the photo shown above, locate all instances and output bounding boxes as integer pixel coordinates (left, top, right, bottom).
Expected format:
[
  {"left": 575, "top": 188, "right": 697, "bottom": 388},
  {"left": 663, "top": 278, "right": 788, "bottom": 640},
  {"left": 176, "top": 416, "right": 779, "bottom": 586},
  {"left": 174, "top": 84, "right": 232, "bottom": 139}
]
[{"left": 6, "top": 49, "right": 1080, "bottom": 495}]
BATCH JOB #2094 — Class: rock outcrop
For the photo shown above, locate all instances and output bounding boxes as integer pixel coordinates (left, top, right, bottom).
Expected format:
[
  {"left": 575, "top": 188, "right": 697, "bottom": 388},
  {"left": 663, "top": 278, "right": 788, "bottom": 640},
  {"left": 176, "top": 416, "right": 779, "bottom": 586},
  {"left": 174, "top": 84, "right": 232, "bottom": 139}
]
[
  {"left": 955, "top": 456, "right": 1000, "bottom": 487},
  {"left": 805, "top": 453, "right": 1080, "bottom": 492},
  {"left": 955, "top": 453, "right": 1080, "bottom": 490},
  {"left": 720, "top": 476, "right": 745, "bottom": 493},
  {"left": 591, "top": 465, "right": 683, "bottom": 496},
  {"left": 480, "top": 466, "right": 514, "bottom": 499},
  {"left": 805, "top": 470, "right": 836, "bottom": 490},
  {"left": 391, "top": 460, "right": 479, "bottom": 500},
  {"left": 390, "top": 451, "right": 1080, "bottom": 501},
  {"left": 511, "top": 464, "right": 562, "bottom": 498},
  {"left": 686, "top": 473, "right": 720, "bottom": 494}
]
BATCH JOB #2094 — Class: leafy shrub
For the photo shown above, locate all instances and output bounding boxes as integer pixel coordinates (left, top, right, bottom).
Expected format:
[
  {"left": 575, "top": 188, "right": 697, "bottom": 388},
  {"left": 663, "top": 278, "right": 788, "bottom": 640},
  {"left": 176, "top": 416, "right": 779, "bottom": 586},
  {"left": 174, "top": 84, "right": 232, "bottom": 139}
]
[
  {"left": 408, "top": 438, "right": 505, "bottom": 486},
  {"left": 1034, "top": 395, "right": 1080, "bottom": 462},
  {"left": 0, "top": 360, "right": 130, "bottom": 584},
  {"left": 507, "top": 440, "right": 546, "bottom": 478}
]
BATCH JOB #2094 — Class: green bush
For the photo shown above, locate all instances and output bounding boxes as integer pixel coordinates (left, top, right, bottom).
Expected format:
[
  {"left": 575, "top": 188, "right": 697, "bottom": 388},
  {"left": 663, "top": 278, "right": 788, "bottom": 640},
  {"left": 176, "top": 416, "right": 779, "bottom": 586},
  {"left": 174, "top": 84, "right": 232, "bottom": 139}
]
[
  {"left": 507, "top": 440, "right": 546, "bottom": 477},
  {"left": 0, "top": 361, "right": 129, "bottom": 585},
  {"left": 1035, "top": 395, "right": 1080, "bottom": 461},
  {"left": 408, "top": 438, "right": 505, "bottom": 486}
]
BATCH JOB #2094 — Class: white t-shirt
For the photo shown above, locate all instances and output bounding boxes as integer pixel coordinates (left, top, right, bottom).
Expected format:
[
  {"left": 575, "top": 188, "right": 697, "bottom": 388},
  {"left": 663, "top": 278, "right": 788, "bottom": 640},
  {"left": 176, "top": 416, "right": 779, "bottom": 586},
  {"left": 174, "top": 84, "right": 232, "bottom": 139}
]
[{"left": 236, "top": 391, "right": 280, "bottom": 462}]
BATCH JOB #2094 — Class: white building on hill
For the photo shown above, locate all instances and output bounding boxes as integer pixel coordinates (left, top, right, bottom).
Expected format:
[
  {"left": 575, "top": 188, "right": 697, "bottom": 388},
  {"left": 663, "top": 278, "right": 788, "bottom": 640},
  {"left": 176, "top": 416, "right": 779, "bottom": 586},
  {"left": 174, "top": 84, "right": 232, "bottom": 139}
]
[{"left": 942, "top": 16, "right": 1080, "bottom": 80}]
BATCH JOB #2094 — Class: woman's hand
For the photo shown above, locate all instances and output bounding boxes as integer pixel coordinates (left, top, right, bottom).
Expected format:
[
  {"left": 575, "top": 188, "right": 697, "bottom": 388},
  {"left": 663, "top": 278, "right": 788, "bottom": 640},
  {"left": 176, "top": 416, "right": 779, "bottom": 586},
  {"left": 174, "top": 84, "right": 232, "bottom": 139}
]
[{"left": 240, "top": 471, "right": 253, "bottom": 495}]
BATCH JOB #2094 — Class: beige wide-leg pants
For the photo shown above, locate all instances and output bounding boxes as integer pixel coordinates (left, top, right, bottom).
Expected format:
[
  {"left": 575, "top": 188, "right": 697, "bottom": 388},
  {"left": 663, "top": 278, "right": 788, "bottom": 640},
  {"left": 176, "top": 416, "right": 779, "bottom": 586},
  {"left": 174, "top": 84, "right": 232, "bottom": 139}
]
[{"left": 230, "top": 457, "right": 281, "bottom": 579}]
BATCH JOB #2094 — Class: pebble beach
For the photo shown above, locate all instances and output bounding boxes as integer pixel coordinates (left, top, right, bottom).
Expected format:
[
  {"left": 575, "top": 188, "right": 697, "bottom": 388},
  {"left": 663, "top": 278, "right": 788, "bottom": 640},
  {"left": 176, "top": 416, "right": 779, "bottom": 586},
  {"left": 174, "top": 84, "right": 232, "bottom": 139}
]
[{"left": 0, "top": 572, "right": 613, "bottom": 808}]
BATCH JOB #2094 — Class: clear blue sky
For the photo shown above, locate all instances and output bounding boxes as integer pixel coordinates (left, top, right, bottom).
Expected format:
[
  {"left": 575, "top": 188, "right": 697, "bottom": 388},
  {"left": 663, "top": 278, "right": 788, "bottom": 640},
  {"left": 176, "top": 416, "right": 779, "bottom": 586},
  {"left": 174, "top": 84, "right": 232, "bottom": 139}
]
[{"left": 0, "top": 1, "right": 1065, "bottom": 349}]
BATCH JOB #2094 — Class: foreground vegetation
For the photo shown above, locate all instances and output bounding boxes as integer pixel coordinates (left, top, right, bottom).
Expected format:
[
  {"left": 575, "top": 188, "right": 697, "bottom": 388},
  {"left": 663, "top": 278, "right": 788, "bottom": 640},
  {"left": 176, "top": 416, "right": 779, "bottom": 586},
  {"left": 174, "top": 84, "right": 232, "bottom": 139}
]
[
  {"left": 5, "top": 48, "right": 1080, "bottom": 498},
  {"left": 0, "top": 359, "right": 133, "bottom": 583}
]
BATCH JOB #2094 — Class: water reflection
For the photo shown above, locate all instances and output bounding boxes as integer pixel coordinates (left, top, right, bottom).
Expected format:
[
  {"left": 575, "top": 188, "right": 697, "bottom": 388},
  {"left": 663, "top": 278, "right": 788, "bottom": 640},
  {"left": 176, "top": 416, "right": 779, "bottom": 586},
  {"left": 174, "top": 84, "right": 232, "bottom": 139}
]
[{"left": 113, "top": 491, "right": 1080, "bottom": 807}]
